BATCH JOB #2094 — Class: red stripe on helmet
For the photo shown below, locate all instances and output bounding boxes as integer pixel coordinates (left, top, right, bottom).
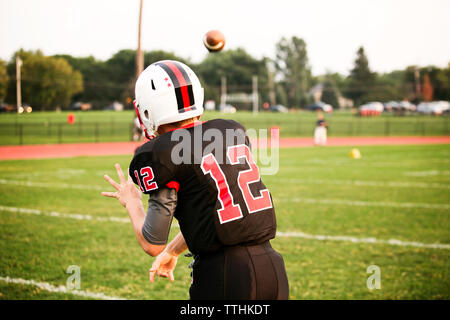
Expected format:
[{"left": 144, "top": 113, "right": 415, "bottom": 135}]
[{"left": 161, "top": 61, "right": 192, "bottom": 109}]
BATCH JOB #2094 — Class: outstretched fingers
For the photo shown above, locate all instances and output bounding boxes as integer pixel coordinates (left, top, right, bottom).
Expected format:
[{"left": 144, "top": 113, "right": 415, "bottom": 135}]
[
  {"left": 168, "top": 270, "right": 175, "bottom": 282},
  {"left": 115, "top": 163, "right": 126, "bottom": 184},
  {"left": 101, "top": 191, "right": 118, "bottom": 199},
  {"left": 104, "top": 174, "right": 120, "bottom": 190},
  {"left": 149, "top": 268, "right": 157, "bottom": 283},
  {"left": 149, "top": 259, "right": 159, "bottom": 283}
]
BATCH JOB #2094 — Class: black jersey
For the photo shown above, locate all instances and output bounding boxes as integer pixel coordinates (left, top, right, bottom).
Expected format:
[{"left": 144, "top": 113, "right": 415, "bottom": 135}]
[{"left": 129, "top": 119, "right": 276, "bottom": 255}]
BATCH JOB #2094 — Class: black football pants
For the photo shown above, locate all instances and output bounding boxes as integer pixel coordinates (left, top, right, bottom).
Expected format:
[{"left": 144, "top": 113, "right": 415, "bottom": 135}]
[{"left": 189, "top": 242, "right": 289, "bottom": 300}]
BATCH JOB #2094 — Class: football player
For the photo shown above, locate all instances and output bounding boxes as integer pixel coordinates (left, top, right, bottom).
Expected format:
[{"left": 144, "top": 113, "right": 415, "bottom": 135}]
[{"left": 102, "top": 60, "right": 289, "bottom": 299}]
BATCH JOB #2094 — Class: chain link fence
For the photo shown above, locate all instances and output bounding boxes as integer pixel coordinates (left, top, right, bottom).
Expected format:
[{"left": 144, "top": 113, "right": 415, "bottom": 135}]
[{"left": 0, "top": 117, "right": 448, "bottom": 145}]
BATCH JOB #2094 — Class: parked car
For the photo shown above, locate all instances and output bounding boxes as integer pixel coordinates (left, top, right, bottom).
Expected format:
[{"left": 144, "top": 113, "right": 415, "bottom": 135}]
[
  {"left": 104, "top": 101, "right": 124, "bottom": 111},
  {"left": 71, "top": 102, "right": 92, "bottom": 111},
  {"left": 306, "top": 102, "right": 333, "bottom": 113},
  {"left": 417, "top": 101, "right": 449, "bottom": 115},
  {"left": 384, "top": 101, "right": 400, "bottom": 111},
  {"left": 220, "top": 104, "right": 237, "bottom": 113},
  {"left": 268, "top": 104, "right": 288, "bottom": 113},
  {"left": 398, "top": 101, "right": 416, "bottom": 111},
  {"left": 0, "top": 103, "right": 15, "bottom": 113},
  {"left": 359, "top": 102, "right": 383, "bottom": 116}
]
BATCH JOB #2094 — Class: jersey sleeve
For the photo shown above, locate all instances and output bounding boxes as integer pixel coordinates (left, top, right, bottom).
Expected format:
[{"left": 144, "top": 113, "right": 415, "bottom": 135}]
[{"left": 129, "top": 140, "right": 178, "bottom": 195}]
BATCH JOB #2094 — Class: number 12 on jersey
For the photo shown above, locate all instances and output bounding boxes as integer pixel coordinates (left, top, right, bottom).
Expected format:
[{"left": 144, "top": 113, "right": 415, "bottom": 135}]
[{"left": 200, "top": 144, "right": 273, "bottom": 224}]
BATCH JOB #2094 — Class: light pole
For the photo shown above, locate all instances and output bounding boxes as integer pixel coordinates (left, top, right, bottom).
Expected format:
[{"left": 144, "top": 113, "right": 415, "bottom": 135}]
[{"left": 16, "top": 57, "right": 22, "bottom": 114}]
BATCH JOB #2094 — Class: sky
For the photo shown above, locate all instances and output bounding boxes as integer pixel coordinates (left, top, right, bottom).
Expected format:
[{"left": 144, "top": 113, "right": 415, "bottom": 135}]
[{"left": 1, "top": 0, "right": 449, "bottom": 75}]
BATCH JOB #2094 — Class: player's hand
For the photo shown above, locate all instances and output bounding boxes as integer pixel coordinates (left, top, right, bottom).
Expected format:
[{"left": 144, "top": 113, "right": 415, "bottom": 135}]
[
  {"left": 149, "top": 250, "right": 178, "bottom": 283},
  {"left": 102, "top": 163, "right": 142, "bottom": 207}
]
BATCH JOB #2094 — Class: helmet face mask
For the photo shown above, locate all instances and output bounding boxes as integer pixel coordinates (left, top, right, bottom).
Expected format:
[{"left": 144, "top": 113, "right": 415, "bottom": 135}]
[
  {"left": 133, "top": 99, "right": 155, "bottom": 139},
  {"left": 134, "top": 60, "right": 204, "bottom": 139}
]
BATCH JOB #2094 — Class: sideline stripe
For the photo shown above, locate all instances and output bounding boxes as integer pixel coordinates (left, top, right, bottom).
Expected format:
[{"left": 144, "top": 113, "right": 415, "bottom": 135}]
[
  {"left": 276, "top": 231, "right": 450, "bottom": 249},
  {"left": 279, "top": 197, "right": 450, "bottom": 210},
  {"left": 1, "top": 205, "right": 447, "bottom": 250},
  {"left": 0, "top": 276, "right": 126, "bottom": 300}
]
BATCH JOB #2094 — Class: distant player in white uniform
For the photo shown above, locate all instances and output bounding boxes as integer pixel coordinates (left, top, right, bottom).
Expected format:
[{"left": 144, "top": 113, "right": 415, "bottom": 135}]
[{"left": 314, "top": 114, "right": 328, "bottom": 146}]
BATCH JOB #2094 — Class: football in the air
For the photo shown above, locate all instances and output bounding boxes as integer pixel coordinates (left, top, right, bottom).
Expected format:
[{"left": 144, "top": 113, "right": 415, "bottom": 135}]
[{"left": 203, "top": 30, "right": 226, "bottom": 52}]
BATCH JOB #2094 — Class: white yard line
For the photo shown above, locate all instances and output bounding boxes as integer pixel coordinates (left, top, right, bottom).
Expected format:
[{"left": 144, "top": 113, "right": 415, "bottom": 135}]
[
  {"left": 279, "top": 197, "right": 450, "bottom": 210},
  {"left": 276, "top": 231, "right": 450, "bottom": 249},
  {"left": 0, "top": 205, "right": 130, "bottom": 223},
  {"left": 0, "top": 179, "right": 104, "bottom": 191},
  {"left": 0, "top": 276, "right": 126, "bottom": 300},
  {"left": 2, "top": 177, "right": 449, "bottom": 193},
  {"left": 1, "top": 205, "right": 448, "bottom": 250},
  {"left": 279, "top": 178, "right": 450, "bottom": 189}
]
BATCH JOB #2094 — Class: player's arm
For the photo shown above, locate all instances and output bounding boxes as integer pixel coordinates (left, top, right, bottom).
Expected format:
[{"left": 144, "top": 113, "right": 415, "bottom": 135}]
[
  {"left": 163, "top": 231, "right": 188, "bottom": 256},
  {"left": 123, "top": 194, "right": 166, "bottom": 256},
  {"left": 149, "top": 231, "right": 188, "bottom": 283},
  {"left": 102, "top": 163, "right": 176, "bottom": 257}
]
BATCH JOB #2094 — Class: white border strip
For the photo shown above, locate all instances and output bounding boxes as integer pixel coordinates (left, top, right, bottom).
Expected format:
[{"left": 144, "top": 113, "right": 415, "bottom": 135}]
[
  {"left": 276, "top": 231, "right": 450, "bottom": 249},
  {"left": 1, "top": 205, "right": 447, "bottom": 250},
  {"left": 0, "top": 276, "right": 125, "bottom": 300}
]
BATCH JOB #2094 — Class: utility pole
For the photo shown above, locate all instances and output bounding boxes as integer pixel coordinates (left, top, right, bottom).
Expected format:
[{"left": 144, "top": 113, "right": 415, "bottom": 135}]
[
  {"left": 267, "top": 61, "right": 276, "bottom": 106},
  {"left": 16, "top": 57, "right": 22, "bottom": 114},
  {"left": 220, "top": 76, "right": 227, "bottom": 111},
  {"left": 136, "top": 0, "right": 144, "bottom": 79}
]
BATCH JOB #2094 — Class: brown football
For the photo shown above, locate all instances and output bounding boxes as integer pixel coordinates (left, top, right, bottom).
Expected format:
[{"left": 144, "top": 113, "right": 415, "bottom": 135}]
[{"left": 203, "top": 30, "right": 226, "bottom": 52}]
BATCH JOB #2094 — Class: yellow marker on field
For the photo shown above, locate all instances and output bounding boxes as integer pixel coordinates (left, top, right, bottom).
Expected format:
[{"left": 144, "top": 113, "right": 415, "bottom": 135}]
[{"left": 349, "top": 148, "right": 361, "bottom": 159}]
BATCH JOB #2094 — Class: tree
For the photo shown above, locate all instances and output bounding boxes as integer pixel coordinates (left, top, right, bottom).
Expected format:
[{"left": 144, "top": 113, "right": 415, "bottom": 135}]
[
  {"left": 274, "top": 36, "right": 312, "bottom": 108},
  {"left": 53, "top": 54, "right": 117, "bottom": 108},
  {"left": 403, "top": 65, "right": 449, "bottom": 103},
  {"left": 346, "top": 46, "right": 376, "bottom": 107},
  {"left": 321, "top": 74, "right": 340, "bottom": 108},
  {"left": 420, "top": 66, "right": 448, "bottom": 101},
  {"left": 422, "top": 74, "right": 434, "bottom": 101},
  {"left": 56, "top": 49, "right": 188, "bottom": 109},
  {"left": 6, "top": 50, "right": 83, "bottom": 110},
  {"left": 196, "top": 48, "right": 268, "bottom": 109},
  {"left": 0, "top": 59, "right": 9, "bottom": 102}
]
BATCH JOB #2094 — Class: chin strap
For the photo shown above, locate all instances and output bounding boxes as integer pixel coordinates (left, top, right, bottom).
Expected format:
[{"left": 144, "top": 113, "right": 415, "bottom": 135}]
[{"left": 133, "top": 100, "right": 155, "bottom": 140}]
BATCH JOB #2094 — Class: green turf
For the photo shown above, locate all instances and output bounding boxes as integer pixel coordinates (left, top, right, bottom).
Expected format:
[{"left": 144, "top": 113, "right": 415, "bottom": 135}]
[
  {"left": 0, "top": 110, "right": 448, "bottom": 145},
  {"left": 0, "top": 144, "right": 449, "bottom": 299}
]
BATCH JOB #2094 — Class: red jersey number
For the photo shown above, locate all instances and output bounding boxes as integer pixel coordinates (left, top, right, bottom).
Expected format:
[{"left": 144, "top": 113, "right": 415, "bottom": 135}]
[
  {"left": 200, "top": 153, "right": 243, "bottom": 224},
  {"left": 227, "top": 144, "right": 273, "bottom": 213},
  {"left": 134, "top": 166, "right": 158, "bottom": 192},
  {"left": 200, "top": 144, "right": 273, "bottom": 224}
]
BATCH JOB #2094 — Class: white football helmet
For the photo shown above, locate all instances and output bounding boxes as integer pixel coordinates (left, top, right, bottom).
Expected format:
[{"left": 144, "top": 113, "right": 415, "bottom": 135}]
[{"left": 134, "top": 60, "right": 204, "bottom": 138}]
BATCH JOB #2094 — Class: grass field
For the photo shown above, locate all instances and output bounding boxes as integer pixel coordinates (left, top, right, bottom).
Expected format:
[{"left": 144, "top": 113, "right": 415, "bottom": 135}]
[
  {"left": 0, "top": 110, "right": 448, "bottom": 145},
  {"left": 0, "top": 143, "right": 449, "bottom": 300}
]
